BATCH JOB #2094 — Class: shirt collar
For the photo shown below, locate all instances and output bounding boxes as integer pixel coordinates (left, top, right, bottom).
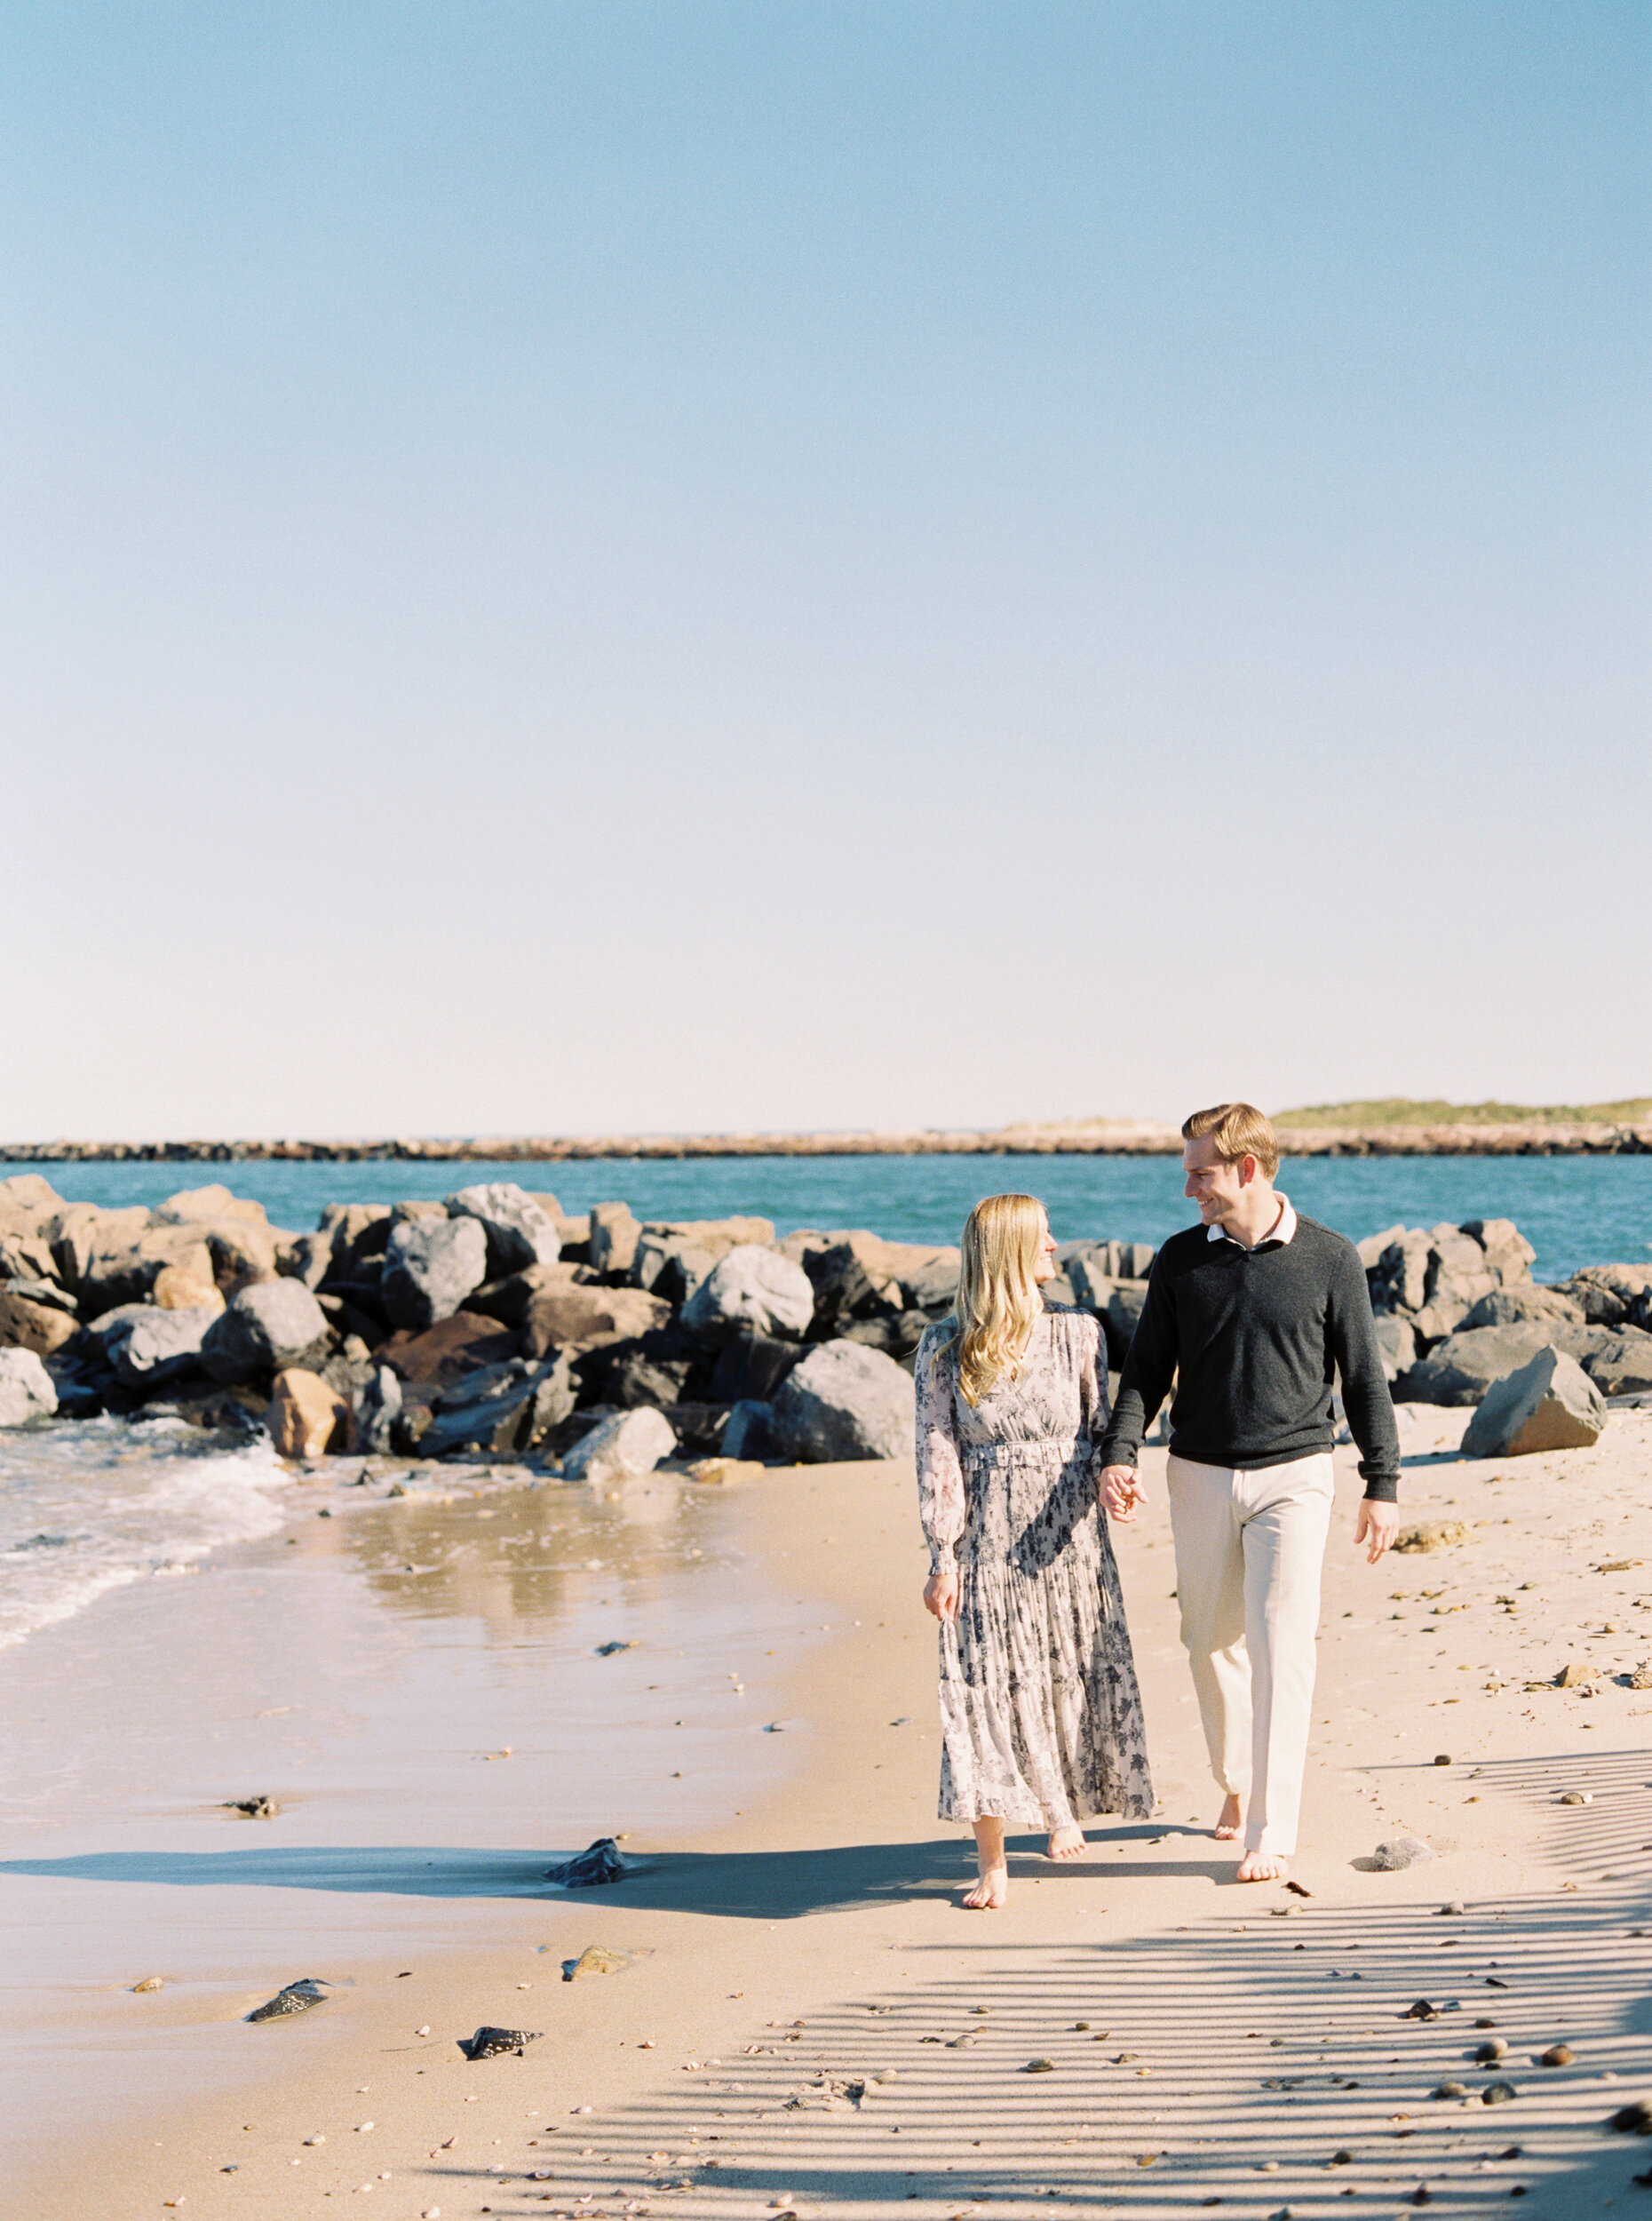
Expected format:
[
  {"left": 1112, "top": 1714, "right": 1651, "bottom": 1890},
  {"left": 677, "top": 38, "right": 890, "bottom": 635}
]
[{"left": 1207, "top": 1191, "right": 1297, "bottom": 1251}]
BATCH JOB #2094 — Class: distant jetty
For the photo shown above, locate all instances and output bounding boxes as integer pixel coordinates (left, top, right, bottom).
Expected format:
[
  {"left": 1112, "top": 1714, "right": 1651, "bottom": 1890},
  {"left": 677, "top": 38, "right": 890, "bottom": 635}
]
[{"left": 4, "top": 1113, "right": 1649, "bottom": 1162}]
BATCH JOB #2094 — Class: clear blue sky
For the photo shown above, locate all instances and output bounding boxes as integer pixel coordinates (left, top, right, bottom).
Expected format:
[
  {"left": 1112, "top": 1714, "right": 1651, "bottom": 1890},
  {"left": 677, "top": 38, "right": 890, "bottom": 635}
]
[{"left": 4, "top": 3, "right": 1646, "bottom": 1139}]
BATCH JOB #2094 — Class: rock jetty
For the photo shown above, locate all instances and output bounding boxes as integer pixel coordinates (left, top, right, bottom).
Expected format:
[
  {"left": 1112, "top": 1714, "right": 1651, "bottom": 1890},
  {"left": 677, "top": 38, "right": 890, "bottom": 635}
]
[{"left": 1, "top": 1172, "right": 1646, "bottom": 1473}]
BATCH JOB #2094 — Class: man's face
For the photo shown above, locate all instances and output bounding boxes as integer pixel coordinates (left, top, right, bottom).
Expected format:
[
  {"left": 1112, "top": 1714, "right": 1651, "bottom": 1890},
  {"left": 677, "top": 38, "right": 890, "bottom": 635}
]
[{"left": 1183, "top": 1134, "right": 1251, "bottom": 1226}]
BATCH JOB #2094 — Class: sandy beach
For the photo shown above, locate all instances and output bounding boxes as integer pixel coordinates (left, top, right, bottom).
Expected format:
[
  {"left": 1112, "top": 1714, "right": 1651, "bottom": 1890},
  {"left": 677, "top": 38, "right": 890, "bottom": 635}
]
[{"left": 5, "top": 1405, "right": 1652, "bottom": 2219}]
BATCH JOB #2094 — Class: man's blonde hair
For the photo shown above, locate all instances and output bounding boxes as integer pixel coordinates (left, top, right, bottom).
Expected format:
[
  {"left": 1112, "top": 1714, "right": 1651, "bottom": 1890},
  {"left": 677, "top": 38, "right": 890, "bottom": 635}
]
[
  {"left": 940, "top": 1191, "right": 1046, "bottom": 1406},
  {"left": 1181, "top": 1102, "right": 1280, "bottom": 1180}
]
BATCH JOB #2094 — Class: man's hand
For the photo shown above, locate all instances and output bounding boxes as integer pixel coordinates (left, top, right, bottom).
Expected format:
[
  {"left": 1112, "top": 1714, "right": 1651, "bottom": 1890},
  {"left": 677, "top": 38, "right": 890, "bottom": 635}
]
[
  {"left": 1354, "top": 1497, "right": 1400, "bottom": 1565},
  {"left": 1100, "top": 1464, "right": 1143, "bottom": 1522},
  {"left": 924, "top": 1564, "right": 960, "bottom": 1621}
]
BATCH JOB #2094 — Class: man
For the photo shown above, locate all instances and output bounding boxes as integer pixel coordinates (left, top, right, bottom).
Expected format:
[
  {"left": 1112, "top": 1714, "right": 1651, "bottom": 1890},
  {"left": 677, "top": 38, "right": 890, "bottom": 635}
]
[{"left": 1099, "top": 1103, "right": 1401, "bottom": 1883}]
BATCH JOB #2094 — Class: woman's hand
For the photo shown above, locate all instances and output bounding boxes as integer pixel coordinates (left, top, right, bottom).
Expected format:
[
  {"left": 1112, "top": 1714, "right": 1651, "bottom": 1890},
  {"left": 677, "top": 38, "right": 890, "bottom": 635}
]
[
  {"left": 924, "top": 1564, "right": 960, "bottom": 1621},
  {"left": 1100, "top": 1463, "right": 1142, "bottom": 1522}
]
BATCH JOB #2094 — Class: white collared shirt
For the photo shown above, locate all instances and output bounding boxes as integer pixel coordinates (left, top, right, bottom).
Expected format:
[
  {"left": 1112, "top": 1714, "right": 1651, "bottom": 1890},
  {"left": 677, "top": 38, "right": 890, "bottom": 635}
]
[{"left": 1207, "top": 1191, "right": 1298, "bottom": 1253}]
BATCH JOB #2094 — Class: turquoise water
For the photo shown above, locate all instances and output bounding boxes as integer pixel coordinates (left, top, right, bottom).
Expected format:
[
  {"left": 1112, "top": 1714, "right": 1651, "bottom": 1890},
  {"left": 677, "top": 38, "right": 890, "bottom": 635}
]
[{"left": 6, "top": 1153, "right": 1649, "bottom": 1286}]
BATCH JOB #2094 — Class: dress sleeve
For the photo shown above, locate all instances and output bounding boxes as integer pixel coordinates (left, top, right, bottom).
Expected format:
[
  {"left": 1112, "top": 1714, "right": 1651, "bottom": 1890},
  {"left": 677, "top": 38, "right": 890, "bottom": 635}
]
[{"left": 915, "top": 1326, "right": 966, "bottom": 1574}]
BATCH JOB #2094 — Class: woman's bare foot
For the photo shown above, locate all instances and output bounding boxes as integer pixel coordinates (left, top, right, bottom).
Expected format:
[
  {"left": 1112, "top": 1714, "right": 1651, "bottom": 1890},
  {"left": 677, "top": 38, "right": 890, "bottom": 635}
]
[
  {"left": 1235, "top": 1848, "right": 1289, "bottom": 1883},
  {"left": 1214, "top": 1792, "right": 1244, "bottom": 1841},
  {"left": 1046, "top": 1824, "right": 1089, "bottom": 1859},
  {"left": 962, "top": 1864, "right": 1009, "bottom": 1909}
]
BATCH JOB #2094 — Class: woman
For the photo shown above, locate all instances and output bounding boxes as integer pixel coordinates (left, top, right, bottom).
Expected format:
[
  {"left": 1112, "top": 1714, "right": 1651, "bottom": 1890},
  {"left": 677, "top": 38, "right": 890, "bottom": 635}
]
[{"left": 917, "top": 1193, "right": 1153, "bottom": 1908}]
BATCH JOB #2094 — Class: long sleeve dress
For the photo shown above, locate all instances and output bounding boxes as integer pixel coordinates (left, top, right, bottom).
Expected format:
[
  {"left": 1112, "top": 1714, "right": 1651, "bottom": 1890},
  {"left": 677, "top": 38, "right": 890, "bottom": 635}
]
[{"left": 916, "top": 1304, "right": 1154, "bottom": 1829}]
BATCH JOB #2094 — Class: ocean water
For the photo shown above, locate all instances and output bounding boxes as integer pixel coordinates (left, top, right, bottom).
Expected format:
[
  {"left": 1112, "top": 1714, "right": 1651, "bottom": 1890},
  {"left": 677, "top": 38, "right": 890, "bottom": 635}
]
[
  {"left": 5, "top": 1150, "right": 1649, "bottom": 1286},
  {"left": 0, "top": 1419, "right": 295, "bottom": 1650}
]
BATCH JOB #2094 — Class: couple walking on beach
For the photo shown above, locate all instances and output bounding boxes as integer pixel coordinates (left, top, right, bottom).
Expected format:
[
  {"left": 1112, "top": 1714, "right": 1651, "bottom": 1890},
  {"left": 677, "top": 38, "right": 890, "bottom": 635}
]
[{"left": 916, "top": 1102, "right": 1402, "bottom": 1907}]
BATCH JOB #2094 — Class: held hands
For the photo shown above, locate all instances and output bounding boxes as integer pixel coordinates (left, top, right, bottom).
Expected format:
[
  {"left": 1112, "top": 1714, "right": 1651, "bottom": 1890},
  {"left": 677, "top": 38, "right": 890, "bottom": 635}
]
[
  {"left": 1354, "top": 1497, "right": 1400, "bottom": 1565},
  {"left": 924, "top": 1563, "right": 960, "bottom": 1622},
  {"left": 1100, "top": 1464, "right": 1143, "bottom": 1522}
]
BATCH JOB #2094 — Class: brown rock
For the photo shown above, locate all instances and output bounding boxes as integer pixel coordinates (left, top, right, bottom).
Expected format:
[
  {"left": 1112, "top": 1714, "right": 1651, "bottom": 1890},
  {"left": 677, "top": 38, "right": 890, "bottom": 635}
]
[
  {"left": 377, "top": 1311, "right": 523, "bottom": 1387},
  {"left": 1393, "top": 1521, "right": 1472, "bottom": 1553},
  {"left": 266, "top": 1368, "right": 347, "bottom": 1457},
  {"left": 0, "top": 1289, "right": 77, "bottom": 1356},
  {"left": 152, "top": 1263, "right": 226, "bottom": 1313},
  {"left": 520, "top": 1286, "right": 671, "bottom": 1361},
  {"left": 79, "top": 1224, "right": 218, "bottom": 1316},
  {"left": 1564, "top": 1265, "right": 1652, "bottom": 1328}
]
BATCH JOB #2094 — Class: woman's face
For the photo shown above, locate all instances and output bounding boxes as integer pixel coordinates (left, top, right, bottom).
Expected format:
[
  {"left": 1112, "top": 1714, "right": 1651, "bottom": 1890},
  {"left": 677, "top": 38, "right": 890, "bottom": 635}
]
[{"left": 1032, "top": 1213, "right": 1058, "bottom": 1283}]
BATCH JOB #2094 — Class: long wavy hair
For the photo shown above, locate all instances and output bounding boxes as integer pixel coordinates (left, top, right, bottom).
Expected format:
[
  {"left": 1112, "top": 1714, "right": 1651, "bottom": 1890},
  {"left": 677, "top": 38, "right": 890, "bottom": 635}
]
[{"left": 941, "top": 1191, "right": 1046, "bottom": 1405}]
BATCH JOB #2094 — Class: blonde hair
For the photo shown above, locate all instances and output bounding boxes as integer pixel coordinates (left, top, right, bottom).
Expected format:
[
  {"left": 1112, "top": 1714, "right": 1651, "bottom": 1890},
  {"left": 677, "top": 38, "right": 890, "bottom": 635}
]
[
  {"left": 1181, "top": 1102, "right": 1281, "bottom": 1180},
  {"left": 941, "top": 1192, "right": 1047, "bottom": 1405}
]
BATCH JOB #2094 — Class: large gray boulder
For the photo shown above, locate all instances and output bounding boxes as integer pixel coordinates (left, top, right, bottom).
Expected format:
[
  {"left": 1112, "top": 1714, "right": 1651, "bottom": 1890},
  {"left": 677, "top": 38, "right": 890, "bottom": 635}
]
[
  {"left": 107, "top": 1304, "right": 220, "bottom": 1390},
  {"left": 444, "top": 1182, "right": 561, "bottom": 1275},
  {"left": 682, "top": 1245, "right": 814, "bottom": 1342},
  {"left": 773, "top": 1339, "right": 916, "bottom": 1462},
  {"left": 1463, "top": 1218, "right": 1537, "bottom": 1288},
  {"left": 1583, "top": 1328, "right": 1652, "bottom": 1398},
  {"left": 901, "top": 1248, "right": 961, "bottom": 1312},
  {"left": 1101, "top": 1284, "right": 1149, "bottom": 1371},
  {"left": 418, "top": 1354, "right": 576, "bottom": 1458},
  {"left": 1460, "top": 1286, "right": 1585, "bottom": 1332},
  {"left": 0, "top": 1287, "right": 78, "bottom": 1357},
  {"left": 381, "top": 1215, "right": 488, "bottom": 1330},
  {"left": 562, "top": 1405, "right": 676, "bottom": 1483},
  {"left": 1395, "top": 1322, "right": 1555, "bottom": 1405},
  {"left": 1372, "top": 1311, "right": 1418, "bottom": 1382},
  {"left": 1461, "top": 1347, "right": 1607, "bottom": 1458},
  {"left": 1563, "top": 1265, "right": 1652, "bottom": 1328},
  {"left": 632, "top": 1233, "right": 722, "bottom": 1307},
  {"left": 0, "top": 1348, "right": 57, "bottom": 1424},
  {"left": 587, "top": 1202, "right": 642, "bottom": 1278},
  {"left": 1066, "top": 1254, "right": 1114, "bottom": 1315},
  {"left": 202, "top": 1279, "right": 331, "bottom": 1383}
]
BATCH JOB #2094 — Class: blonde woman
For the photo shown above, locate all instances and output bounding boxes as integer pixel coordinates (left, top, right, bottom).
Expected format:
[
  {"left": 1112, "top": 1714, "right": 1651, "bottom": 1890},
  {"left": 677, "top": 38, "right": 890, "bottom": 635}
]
[{"left": 917, "top": 1193, "right": 1153, "bottom": 1908}]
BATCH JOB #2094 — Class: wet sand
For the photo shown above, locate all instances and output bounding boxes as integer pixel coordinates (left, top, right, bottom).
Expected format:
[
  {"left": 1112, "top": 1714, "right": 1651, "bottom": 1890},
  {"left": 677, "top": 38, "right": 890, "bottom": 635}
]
[{"left": 7, "top": 1410, "right": 1652, "bottom": 2217}]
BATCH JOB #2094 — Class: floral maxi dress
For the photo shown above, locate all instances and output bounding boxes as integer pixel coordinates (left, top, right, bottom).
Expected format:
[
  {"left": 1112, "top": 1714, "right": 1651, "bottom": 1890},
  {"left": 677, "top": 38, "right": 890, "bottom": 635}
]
[{"left": 916, "top": 1306, "right": 1154, "bottom": 1828}]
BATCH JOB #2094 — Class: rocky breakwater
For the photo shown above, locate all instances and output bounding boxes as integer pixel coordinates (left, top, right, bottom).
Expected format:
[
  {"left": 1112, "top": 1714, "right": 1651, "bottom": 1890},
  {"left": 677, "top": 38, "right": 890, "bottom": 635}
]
[{"left": 1361, "top": 1217, "right": 1652, "bottom": 1456}]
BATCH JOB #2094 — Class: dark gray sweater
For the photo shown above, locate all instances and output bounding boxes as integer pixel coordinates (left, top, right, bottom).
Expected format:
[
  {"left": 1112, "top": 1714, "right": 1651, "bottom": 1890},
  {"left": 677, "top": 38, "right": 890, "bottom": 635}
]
[{"left": 1098, "top": 1213, "right": 1402, "bottom": 1501}]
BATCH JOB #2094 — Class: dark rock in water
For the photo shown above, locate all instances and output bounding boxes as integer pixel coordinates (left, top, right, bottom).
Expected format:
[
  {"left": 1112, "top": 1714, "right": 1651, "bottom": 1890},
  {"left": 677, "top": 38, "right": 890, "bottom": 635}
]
[
  {"left": 461, "top": 2025, "right": 542, "bottom": 2059},
  {"left": 248, "top": 1978, "right": 330, "bottom": 2022},
  {"left": 545, "top": 1836, "right": 630, "bottom": 1887},
  {"left": 225, "top": 1795, "right": 280, "bottom": 1819}
]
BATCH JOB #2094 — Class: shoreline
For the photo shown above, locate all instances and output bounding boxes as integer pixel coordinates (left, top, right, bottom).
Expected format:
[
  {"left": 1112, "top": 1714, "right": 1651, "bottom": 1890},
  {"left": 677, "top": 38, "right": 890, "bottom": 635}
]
[
  {"left": 10, "top": 1407, "right": 1652, "bottom": 2217},
  {"left": 4, "top": 1117, "right": 1652, "bottom": 1161}
]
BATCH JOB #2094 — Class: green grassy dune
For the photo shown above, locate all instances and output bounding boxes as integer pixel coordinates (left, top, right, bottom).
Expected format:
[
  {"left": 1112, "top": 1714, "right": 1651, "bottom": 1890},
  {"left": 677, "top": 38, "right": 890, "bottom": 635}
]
[{"left": 1273, "top": 1097, "right": 1652, "bottom": 1129}]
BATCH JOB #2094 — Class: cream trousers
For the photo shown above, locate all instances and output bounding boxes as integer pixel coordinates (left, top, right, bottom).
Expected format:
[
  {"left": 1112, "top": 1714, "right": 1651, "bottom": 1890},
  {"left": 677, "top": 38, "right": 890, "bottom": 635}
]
[{"left": 1165, "top": 1451, "right": 1336, "bottom": 1857}]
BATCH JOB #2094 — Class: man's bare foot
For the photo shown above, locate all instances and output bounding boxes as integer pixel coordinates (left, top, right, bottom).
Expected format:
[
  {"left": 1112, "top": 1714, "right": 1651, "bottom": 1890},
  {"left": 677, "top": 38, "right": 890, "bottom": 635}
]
[
  {"left": 962, "top": 1864, "right": 1008, "bottom": 1909},
  {"left": 1047, "top": 1824, "right": 1089, "bottom": 1860},
  {"left": 1235, "top": 1849, "right": 1289, "bottom": 1883},
  {"left": 1214, "top": 1792, "right": 1244, "bottom": 1841}
]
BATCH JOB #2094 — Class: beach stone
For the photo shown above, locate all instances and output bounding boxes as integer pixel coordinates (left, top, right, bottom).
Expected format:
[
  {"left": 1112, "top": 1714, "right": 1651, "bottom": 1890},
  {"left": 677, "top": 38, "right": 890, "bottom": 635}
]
[
  {"left": 152, "top": 1262, "right": 225, "bottom": 1313},
  {"left": 349, "top": 1364, "right": 403, "bottom": 1453},
  {"left": 248, "top": 1978, "right": 330, "bottom": 2022},
  {"left": 773, "top": 1338, "right": 916, "bottom": 1462},
  {"left": 1371, "top": 1835, "right": 1435, "bottom": 1870},
  {"left": 1481, "top": 2080, "right": 1518, "bottom": 2105},
  {"left": 1556, "top": 1664, "right": 1600, "bottom": 1689},
  {"left": 683, "top": 1246, "right": 815, "bottom": 1342},
  {"left": 202, "top": 1279, "right": 331, "bottom": 1383},
  {"left": 267, "top": 1368, "right": 348, "bottom": 1457},
  {"left": 722, "top": 1399, "right": 777, "bottom": 1459},
  {"left": 461, "top": 2026, "right": 542, "bottom": 2058},
  {"left": 0, "top": 1272, "right": 76, "bottom": 1316},
  {"left": 1610, "top": 2099, "right": 1652, "bottom": 2134},
  {"left": 544, "top": 1836, "right": 630, "bottom": 1886},
  {"left": 587, "top": 1202, "right": 643, "bottom": 1278},
  {"left": 899, "top": 1247, "right": 961, "bottom": 1312},
  {"left": 282, "top": 1230, "right": 338, "bottom": 1290},
  {"left": 1563, "top": 1265, "right": 1652, "bottom": 1328},
  {"left": 157, "top": 1183, "right": 267, "bottom": 1228},
  {"left": 79, "top": 1224, "right": 218, "bottom": 1317},
  {"left": 43, "top": 1203, "right": 144, "bottom": 1292},
  {"left": 444, "top": 1182, "right": 561, "bottom": 1274},
  {"left": 1463, "top": 1218, "right": 1537, "bottom": 1286},
  {"left": 1367, "top": 1229, "right": 1432, "bottom": 1314},
  {"left": 562, "top": 1405, "right": 675, "bottom": 1483},
  {"left": 709, "top": 1331, "right": 805, "bottom": 1405},
  {"left": 0, "top": 1229, "right": 64, "bottom": 1285},
  {"left": 803, "top": 1241, "right": 901, "bottom": 1334},
  {"left": 1101, "top": 1285, "right": 1148, "bottom": 1369},
  {"left": 520, "top": 1285, "right": 669, "bottom": 1360},
  {"left": 562, "top": 1945, "right": 631, "bottom": 1981},
  {"left": 108, "top": 1304, "right": 220, "bottom": 1389},
  {"left": 1372, "top": 1311, "right": 1419, "bottom": 1381},
  {"left": 0, "top": 1173, "right": 61, "bottom": 1213},
  {"left": 0, "top": 1287, "right": 78, "bottom": 1357},
  {"left": 420, "top": 1355, "right": 576, "bottom": 1457},
  {"left": 635, "top": 1234, "right": 724, "bottom": 1307},
  {"left": 1460, "top": 1348, "right": 1606, "bottom": 1458},
  {"left": 0, "top": 1347, "right": 57, "bottom": 1424},
  {"left": 377, "top": 1311, "right": 521, "bottom": 1385},
  {"left": 1397, "top": 1323, "right": 1554, "bottom": 1405},
  {"left": 381, "top": 1215, "right": 487, "bottom": 1331},
  {"left": 1541, "top": 2043, "right": 1574, "bottom": 2066},
  {"left": 1461, "top": 1286, "right": 1585, "bottom": 1332},
  {"left": 1581, "top": 1327, "right": 1652, "bottom": 1397},
  {"left": 607, "top": 1343, "right": 692, "bottom": 1410},
  {"left": 464, "top": 1262, "right": 583, "bottom": 1327},
  {"left": 1393, "top": 1521, "right": 1472, "bottom": 1553},
  {"left": 1066, "top": 1254, "right": 1115, "bottom": 1315}
]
